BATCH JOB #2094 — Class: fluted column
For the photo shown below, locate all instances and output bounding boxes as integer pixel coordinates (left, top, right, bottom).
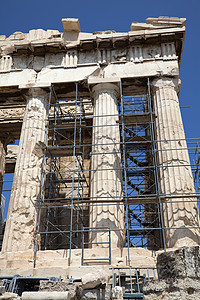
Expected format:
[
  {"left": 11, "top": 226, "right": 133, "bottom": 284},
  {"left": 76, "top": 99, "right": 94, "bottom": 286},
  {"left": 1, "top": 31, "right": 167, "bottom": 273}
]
[
  {"left": 2, "top": 87, "right": 48, "bottom": 252},
  {"left": 151, "top": 77, "right": 200, "bottom": 248},
  {"left": 0, "top": 139, "right": 6, "bottom": 224},
  {"left": 90, "top": 82, "right": 124, "bottom": 248},
  {"left": 0, "top": 139, "right": 6, "bottom": 197}
]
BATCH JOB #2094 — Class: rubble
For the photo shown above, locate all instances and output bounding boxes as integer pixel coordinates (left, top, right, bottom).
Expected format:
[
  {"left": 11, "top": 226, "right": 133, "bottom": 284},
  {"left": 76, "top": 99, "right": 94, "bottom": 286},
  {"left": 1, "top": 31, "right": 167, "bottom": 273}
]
[{"left": 82, "top": 270, "right": 109, "bottom": 290}]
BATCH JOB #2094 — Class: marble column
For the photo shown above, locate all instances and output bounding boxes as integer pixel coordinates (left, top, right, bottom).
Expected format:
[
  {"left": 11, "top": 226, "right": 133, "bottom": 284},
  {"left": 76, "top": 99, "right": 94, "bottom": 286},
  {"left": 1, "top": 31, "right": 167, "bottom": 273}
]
[
  {"left": 0, "top": 139, "right": 6, "bottom": 196},
  {"left": 151, "top": 77, "right": 200, "bottom": 248},
  {"left": 90, "top": 83, "right": 125, "bottom": 248},
  {"left": 2, "top": 87, "right": 48, "bottom": 252},
  {"left": 0, "top": 139, "right": 6, "bottom": 224}
]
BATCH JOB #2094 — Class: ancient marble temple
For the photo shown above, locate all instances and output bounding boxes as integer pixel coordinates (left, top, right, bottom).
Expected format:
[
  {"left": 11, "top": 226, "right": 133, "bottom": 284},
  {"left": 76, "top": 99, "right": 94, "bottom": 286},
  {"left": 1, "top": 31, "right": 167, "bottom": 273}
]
[{"left": 0, "top": 16, "right": 199, "bottom": 278}]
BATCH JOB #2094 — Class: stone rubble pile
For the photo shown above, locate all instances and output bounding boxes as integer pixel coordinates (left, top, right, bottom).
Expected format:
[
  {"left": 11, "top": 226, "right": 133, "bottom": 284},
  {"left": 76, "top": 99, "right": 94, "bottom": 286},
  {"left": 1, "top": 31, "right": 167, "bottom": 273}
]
[{"left": 0, "top": 269, "right": 124, "bottom": 299}]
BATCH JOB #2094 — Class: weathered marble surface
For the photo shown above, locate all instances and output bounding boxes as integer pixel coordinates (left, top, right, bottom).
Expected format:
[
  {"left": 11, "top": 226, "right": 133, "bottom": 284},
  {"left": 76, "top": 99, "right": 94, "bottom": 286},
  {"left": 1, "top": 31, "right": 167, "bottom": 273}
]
[
  {"left": 0, "top": 17, "right": 184, "bottom": 95},
  {"left": 144, "top": 246, "right": 200, "bottom": 300},
  {"left": 89, "top": 82, "right": 124, "bottom": 248},
  {"left": 2, "top": 87, "right": 48, "bottom": 252},
  {"left": 152, "top": 77, "right": 200, "bottom": 248}
]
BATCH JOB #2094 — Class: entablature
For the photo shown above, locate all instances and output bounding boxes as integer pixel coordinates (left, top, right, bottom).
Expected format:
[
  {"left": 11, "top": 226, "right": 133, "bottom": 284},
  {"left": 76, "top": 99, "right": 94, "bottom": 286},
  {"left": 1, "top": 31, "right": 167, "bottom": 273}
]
[
  {"left": 0, "top": 16, "right": 185, "bottom": 72},
  {"left": 0, "top": 16, "right": 185, "bottom": 103}
]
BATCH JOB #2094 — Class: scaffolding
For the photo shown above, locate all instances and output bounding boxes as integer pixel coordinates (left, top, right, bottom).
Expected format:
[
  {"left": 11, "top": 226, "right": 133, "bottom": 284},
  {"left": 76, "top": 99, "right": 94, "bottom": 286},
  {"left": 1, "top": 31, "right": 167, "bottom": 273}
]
[{"left": 33, "top": 79, "right": 200, "bottom": 267}]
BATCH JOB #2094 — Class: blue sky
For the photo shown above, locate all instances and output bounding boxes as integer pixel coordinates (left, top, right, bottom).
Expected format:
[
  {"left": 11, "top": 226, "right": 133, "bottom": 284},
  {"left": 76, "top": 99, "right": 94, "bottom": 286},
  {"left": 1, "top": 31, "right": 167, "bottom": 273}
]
[{"left": 0, "top": 0, "right": 199, "bottom": 138}]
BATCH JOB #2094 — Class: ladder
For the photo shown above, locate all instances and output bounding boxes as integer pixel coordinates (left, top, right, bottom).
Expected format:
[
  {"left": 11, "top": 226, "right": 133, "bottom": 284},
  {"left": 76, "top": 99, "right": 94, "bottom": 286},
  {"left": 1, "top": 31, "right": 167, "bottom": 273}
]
[{"left": 81, "top": 227, "right": 111, "bottom": 265}]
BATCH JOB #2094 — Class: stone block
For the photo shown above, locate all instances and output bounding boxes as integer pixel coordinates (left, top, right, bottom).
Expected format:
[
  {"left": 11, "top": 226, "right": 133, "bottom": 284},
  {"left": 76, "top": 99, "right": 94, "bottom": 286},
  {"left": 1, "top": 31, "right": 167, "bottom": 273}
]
[
  {"left": 33, "top": 267, "right": 67, "bottom": 278},
  {"left": 39, "top": 280, "right": 81, "bottom": 299},
  {"left": 144, "top": 278, "right": 200, "bottom": 300},
  {"left": 0, "top": 286, "right": 5, "bottom": 295},
  {"left": 21, "top": 291, "right": 70, "bottom": 300},
  {"left": 0, "top": 293, "right": 21, "bottom": 300},
  {"left": 144, "top": 247, "right": 200, "bottom": 299},
  {"left": 82, "top": 290, "right": 98, "bottom": 300},
  {"left": 82, "top": 285, "right": 111, "bottom": 300},
  {"left": 62, "top": 19, "right": 80, "bottom": 32},
  {"left": 111, "top": 286, "right": 123, "bottom": 300},
  {"left": 82, "top": 270, "right": 109, "bottom": 290},
  {"left": 157, "top": 246, "right": 200, "bottom": 279}
]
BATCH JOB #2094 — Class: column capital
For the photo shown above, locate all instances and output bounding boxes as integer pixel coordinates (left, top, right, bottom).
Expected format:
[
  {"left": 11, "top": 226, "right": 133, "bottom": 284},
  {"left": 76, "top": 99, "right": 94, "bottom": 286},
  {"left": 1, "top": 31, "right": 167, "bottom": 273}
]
[
  {"left": 88, "top": 77, "right": 120, "bottom": 100},
  {"left": 92, "top": 82, "right": 119, "bottom": 98},
  {"left": 151, "top": 76, "right": 181, "bottom": 93},
  {"left": 22, "top": 87, "right": 49, "bottom": 101}
]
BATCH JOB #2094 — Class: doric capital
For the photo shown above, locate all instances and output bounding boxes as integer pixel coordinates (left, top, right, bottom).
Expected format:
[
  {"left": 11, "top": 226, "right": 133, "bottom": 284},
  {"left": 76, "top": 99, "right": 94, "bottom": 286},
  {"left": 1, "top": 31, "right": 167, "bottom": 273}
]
[
  {"left": 88, "top": 77, "right": 120, "bottom": 101},
  {"left": 22, "top": 87, "right": 49, "bottom": 101},
  {"left": 91, "top": 82, "right": 120, "bottom": 101},
  {"left": 151, "top": 77, "right": 181, "bottom": 93}
]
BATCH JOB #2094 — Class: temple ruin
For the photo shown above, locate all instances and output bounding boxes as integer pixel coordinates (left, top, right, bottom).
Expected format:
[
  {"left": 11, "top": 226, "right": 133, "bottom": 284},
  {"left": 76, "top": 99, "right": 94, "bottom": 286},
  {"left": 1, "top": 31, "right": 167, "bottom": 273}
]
[{"left": 0, "top": 16, "right": 200, "bottom": 299}]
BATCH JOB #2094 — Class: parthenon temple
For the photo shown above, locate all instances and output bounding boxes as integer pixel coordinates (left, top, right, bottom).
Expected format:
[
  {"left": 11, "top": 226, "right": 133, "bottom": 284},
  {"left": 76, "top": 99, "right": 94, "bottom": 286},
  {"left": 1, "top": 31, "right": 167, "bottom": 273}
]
[{"left": 0, "top": 16, "right": 200, "bottom": 299}]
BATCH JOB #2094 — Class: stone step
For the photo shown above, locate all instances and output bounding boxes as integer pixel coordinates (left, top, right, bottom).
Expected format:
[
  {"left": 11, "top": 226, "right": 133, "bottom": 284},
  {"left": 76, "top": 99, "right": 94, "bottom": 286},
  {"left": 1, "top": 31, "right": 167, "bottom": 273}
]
[{"left": 22, "top": 291, "right": 70, "bottom": 300}]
